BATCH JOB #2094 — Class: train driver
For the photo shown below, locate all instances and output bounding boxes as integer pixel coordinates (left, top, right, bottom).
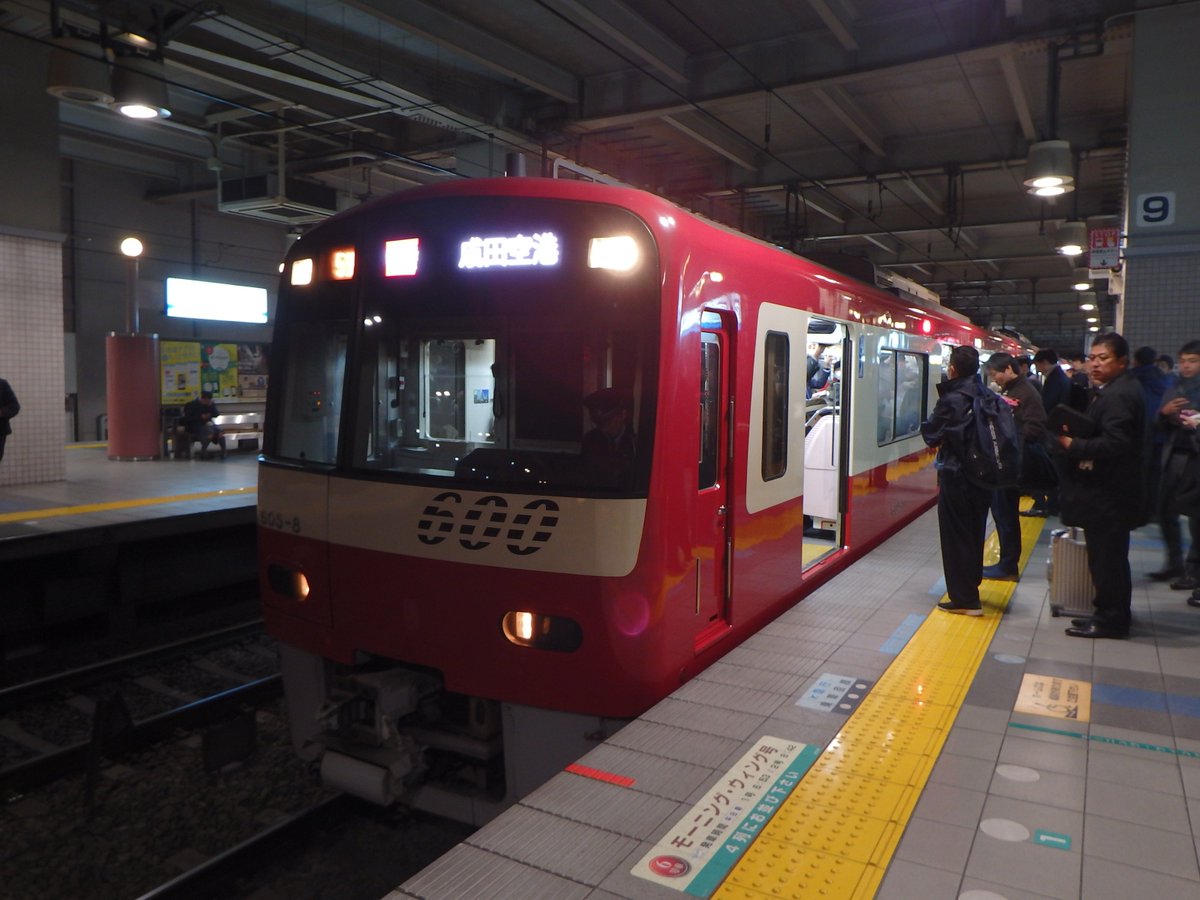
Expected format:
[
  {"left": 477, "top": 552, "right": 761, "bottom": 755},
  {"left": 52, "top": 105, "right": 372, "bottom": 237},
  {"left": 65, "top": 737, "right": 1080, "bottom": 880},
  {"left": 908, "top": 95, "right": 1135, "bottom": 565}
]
[{"left": 582, "top": 387, "right": 637, "bottom": 460}]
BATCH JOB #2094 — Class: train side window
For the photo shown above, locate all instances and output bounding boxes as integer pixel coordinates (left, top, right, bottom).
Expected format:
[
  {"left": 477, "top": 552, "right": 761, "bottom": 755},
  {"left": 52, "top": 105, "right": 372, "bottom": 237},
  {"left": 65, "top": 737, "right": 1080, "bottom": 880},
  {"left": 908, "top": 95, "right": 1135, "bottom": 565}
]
[
  {"left": 699, "top": 335, "right": 720, "bottom": 489},
  {"left": 876, "top": 348, "right": 928, "bottom": 445},
  {"left": 761, "top": 331, "right": 789, "bottom": 480}
]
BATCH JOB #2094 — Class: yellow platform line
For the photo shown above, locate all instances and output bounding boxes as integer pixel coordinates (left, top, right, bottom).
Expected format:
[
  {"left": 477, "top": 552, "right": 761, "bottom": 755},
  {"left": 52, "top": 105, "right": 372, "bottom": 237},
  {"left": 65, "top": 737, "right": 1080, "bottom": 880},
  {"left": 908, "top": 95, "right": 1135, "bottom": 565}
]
[
  {"left": 0, "top": 487, "right": 257, "bottom": 525},
  {"left": 716, "top": 507, "right": 1048, "bottom": 899}
]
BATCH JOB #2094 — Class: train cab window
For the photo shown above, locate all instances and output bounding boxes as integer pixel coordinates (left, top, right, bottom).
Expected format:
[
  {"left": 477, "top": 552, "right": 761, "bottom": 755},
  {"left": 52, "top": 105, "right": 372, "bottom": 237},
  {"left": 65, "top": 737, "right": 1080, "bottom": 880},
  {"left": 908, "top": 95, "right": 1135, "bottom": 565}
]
[
  {"left": 348, "top": 318, "right": 653, "bottom": 494},
  {"left": 761, "top": 331, "right": 789, "bottom": 480},
  {"left": 877, "top": 349, "right": 928, "bottom": 445},
  {"left": 273, "top": 322, "right": 348, "bottom": 464}
]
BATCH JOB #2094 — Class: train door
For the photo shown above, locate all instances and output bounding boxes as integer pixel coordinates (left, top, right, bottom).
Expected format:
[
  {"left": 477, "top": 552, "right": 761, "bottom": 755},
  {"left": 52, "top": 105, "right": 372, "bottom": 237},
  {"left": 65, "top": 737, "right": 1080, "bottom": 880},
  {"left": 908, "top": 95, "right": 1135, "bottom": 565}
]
[
  {"left": 802, "top": 319, "right": 853, "bottom": 569},
  {"left": 695, "top": 318, "right": 732, "bottom": 645}
]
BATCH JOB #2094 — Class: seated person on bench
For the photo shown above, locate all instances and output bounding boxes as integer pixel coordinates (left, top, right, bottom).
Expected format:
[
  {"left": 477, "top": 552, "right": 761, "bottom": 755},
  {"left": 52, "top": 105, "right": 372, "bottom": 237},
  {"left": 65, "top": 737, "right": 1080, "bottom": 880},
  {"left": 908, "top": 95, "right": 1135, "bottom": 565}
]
[{"left": 181, "top": 391, "right": 227, "bottom": 459}]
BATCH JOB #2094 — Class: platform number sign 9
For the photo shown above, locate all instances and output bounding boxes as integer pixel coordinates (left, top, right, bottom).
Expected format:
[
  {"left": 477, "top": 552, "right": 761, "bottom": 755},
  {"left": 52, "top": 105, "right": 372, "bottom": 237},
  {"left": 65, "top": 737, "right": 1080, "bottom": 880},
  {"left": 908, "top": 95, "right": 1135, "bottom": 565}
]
[{"left": 1136, "top": 192, "right": 1175, "bottom": 227}]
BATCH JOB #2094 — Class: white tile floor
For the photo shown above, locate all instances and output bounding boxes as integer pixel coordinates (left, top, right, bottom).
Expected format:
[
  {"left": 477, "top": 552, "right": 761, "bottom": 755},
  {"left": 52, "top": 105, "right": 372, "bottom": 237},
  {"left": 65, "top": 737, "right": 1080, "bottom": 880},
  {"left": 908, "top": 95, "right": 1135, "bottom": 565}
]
[{"left": 393, "top": 509, "right": 1200, "bottom": 899}]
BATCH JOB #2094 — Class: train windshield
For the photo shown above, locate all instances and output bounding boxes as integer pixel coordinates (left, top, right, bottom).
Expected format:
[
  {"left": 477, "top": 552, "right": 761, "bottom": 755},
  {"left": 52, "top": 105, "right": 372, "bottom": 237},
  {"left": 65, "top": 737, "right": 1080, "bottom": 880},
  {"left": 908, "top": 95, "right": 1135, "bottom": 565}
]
[{"left": 270, "top": 195, "right": 660, "bottom": 495}]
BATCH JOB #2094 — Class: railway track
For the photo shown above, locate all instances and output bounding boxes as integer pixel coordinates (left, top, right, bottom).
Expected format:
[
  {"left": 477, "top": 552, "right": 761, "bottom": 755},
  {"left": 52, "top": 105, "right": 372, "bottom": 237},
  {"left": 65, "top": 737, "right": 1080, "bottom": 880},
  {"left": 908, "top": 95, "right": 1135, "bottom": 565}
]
[{"left": 0, "top": 620, "right": 281, "bottom": 797}]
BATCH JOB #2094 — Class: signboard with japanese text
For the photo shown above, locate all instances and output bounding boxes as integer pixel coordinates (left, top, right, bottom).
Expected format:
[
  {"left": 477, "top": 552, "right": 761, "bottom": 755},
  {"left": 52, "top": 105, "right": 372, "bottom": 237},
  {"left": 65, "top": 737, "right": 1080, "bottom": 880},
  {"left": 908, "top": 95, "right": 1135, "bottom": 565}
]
[
  {"left": 1014, "top": 673, "right": 1091, "bottom": 722},
  {"left": 632, "top": 736, "right": 820, "bottom": 895},
  {"left": 1088, "top": 227, "right": 1121, "bottom": 269}
]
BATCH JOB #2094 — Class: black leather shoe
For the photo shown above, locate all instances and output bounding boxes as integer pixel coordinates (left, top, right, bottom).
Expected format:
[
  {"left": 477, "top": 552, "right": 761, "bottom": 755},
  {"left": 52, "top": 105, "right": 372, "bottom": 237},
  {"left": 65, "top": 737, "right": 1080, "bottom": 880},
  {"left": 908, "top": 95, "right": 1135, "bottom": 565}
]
[
  {"left": 1020, "top": 507, "right": 1049, "bottom": 518},
  {"left": 1070, "top": 617, "right": 1094, "bottom": 627},
  {"left": 1187, "top": 593, "right": 1200, "bottom": 609},
  {"left": 1148, "top": 568, "right": 1185, "bottom": 582},
  {"left": 1065, "top": 621, "right": 1128, "bottom": 639},
  {"left": 1170, "top": 575, "right": 1198, "bottom": 590},
  {"left": 981, "top": 564, "right": 1018, "bottom": 581}
]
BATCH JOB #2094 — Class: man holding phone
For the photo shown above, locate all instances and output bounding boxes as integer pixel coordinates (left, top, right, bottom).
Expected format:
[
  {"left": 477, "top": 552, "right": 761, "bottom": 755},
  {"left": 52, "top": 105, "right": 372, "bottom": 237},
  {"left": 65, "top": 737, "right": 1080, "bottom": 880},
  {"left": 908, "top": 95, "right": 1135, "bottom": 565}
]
[{"left": 1151, "top": 341, "right": 1200, "bottom": 587}]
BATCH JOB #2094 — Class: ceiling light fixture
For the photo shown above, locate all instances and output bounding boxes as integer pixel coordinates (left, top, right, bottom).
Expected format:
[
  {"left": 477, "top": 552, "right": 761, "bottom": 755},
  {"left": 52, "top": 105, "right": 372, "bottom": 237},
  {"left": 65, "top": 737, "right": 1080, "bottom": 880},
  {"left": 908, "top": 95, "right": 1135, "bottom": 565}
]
[
  {"left": 1024, "top": 140, "right": 1075, "bottom": 196},
  {"left": 1056, "top": 220, "right": 1088, "bottom": 256},
  {"left": 1079, "top": 300, "right": 1097, "bottom": 311},
  {"left": 1072, "top": 268, "right": 1092, "bottom": 291},
  {"left": 111, "top": 55, "right": 171, "bottom": 119}
]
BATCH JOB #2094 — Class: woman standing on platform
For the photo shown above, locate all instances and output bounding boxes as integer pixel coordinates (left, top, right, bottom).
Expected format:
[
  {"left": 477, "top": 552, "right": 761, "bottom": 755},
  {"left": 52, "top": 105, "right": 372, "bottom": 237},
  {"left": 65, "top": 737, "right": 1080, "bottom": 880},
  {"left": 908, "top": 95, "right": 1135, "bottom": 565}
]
[{"left": 0, "top": 375, "right": 19, "bottom": 462}]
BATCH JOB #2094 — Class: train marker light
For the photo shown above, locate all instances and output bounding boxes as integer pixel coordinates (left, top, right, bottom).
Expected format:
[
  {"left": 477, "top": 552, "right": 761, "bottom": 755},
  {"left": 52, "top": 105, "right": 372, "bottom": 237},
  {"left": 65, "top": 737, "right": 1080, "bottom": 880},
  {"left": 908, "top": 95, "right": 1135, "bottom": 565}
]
[
  {"left": 921, "top": 318, "right": 932, "bottom": 334},
  {"left": 501, "top": 611, "right": 583, "bottom": 652},
  {"left": 331, "top": 248, "right": 356, "bottom": 280},
  {"left": 384, "top": 238, "right": 420, "bottom": 277},
  {"left": 291, "top": 258, "right": 313, "bottom": 286},
  {"left": 588, "top": 235, "right": 639, "bottom": 271}
]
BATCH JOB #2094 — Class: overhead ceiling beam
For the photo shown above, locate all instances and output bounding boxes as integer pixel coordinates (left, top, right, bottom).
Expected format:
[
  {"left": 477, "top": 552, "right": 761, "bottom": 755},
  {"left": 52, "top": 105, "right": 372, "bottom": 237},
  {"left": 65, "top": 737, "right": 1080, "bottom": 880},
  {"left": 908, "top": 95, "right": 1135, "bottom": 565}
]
[
  {"left": 341, "top": 0, "right": 579, "bottom": 102},
  {"left": 998, "top": 50, "right": 1038, "bottom": 142},
  {"left": 811, "top": 86, "right": 884, "bottom": 157},
  {"left": 662, "top": 112, "right": 761, "bottom": 171},
  {"left": 802, "top": 0, "right": 859, "bottom": 51},
  {"left": 540, "top": 0, "right": 689, "bottom": 84}
]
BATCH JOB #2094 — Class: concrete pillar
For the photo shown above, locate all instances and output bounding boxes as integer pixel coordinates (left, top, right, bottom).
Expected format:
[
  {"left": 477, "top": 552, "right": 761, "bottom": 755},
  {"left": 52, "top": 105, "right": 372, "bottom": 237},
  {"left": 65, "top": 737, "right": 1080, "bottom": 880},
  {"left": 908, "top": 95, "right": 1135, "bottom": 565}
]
[
  {"left": 1121, "top": 5, "right": 1200, "bottom": 360},
  {"left": 105, "top": 334, "right": 161, "bottom": 460}
]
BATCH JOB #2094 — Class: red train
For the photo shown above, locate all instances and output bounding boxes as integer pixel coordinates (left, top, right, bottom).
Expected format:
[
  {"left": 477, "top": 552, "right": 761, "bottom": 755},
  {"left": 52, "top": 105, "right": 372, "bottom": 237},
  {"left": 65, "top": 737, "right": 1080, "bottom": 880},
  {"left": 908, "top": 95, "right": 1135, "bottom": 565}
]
[{"left": 258, "top": 176, "right": 1027, "bottom": 821}]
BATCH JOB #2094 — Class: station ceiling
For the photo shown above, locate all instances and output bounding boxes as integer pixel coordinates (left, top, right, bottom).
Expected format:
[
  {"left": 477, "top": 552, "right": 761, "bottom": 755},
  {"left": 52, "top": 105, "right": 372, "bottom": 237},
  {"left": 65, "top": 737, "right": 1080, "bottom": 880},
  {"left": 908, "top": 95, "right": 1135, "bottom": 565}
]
[{"left": 2, "top": 0, "right": 1140, "bottom": 347}]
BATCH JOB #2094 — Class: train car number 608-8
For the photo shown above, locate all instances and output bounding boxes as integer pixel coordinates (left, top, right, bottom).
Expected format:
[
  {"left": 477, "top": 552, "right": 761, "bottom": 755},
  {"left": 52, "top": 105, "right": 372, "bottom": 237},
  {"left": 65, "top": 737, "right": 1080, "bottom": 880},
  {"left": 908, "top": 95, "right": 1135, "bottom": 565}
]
[{"left": 259, "top": 509, "right": 302, "bottom": 533}]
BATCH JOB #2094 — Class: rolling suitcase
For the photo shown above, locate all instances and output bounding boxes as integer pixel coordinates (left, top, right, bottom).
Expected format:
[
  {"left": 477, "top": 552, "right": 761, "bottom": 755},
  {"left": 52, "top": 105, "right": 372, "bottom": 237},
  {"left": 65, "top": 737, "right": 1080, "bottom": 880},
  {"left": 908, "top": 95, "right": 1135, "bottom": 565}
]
[{"left": 1047, "top": 527, "right": 1094, "bottom": 617}]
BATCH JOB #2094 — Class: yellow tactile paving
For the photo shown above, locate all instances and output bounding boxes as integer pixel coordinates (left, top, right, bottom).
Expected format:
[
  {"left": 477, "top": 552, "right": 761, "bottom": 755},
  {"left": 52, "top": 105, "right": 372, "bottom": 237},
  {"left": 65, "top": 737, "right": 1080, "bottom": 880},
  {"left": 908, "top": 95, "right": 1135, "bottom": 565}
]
[
  {"left": 715, "top": 507, "right": 1047, "bottom": 899},
  {"left": 0, "top": 486, "right": 257, "bottom": 525}
]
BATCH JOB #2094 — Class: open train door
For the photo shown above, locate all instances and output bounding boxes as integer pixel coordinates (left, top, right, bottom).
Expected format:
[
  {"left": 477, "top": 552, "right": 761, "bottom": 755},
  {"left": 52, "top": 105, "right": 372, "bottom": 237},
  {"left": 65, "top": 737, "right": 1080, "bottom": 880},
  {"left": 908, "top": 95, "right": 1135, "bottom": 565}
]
[
  {"left": 801, "top": 318, "right": 854, "bottom": 569},
  {"left": 694, "top": 314, "right": 733, "bottom": 646}
]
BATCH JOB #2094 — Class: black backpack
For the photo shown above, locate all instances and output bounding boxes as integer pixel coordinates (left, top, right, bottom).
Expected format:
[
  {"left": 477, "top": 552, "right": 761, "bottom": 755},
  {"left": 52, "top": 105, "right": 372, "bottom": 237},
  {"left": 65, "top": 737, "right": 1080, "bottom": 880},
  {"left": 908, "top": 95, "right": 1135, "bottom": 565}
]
[{"left": 962, "top": 388, "right": 1021, "bottom": 489}]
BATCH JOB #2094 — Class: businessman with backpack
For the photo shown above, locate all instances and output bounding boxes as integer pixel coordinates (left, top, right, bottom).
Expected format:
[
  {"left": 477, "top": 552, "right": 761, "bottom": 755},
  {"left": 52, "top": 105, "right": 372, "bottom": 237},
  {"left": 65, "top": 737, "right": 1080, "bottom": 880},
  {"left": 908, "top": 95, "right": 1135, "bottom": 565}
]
[
  {"left": 1054, "top": 333, "right": 1146, "bottom": 638},
  {"left": 921, "top": 345, "right": 1013, "bottom": 616}
]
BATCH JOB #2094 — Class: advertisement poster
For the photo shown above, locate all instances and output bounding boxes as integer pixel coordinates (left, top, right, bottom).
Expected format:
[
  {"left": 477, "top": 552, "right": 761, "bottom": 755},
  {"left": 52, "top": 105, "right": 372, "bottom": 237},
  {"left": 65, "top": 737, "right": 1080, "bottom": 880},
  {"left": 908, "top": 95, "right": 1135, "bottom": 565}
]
[
  {"left": 238, "top": 343, "right": 270, "bottom": 400},
  {"left": 161, "top": 341, "right": 201, "bottom": 405},
  {"left": 161, "top": 341, "right": 269, "bottom": 404},
  {"left": 201, "top": 342, "right": 240, "bottom": 399}
]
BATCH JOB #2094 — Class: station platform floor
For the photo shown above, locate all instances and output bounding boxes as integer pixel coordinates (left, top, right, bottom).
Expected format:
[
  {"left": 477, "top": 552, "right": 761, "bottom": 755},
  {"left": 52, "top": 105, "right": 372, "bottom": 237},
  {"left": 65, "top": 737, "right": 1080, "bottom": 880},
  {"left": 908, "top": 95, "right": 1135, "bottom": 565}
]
[
  {"left": 396, "top": 508, "right": 1200, "bottom": 900},
  {"left": 0, "top": 443, "right": 258, "bottom": 548}
]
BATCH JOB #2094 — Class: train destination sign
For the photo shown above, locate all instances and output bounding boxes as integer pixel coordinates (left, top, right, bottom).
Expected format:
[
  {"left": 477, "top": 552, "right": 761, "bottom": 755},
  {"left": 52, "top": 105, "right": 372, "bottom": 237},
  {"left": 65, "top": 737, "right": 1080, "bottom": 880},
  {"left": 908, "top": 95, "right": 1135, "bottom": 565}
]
[{"left": 458, "top": 232, "right": 560, "bottom": 269}]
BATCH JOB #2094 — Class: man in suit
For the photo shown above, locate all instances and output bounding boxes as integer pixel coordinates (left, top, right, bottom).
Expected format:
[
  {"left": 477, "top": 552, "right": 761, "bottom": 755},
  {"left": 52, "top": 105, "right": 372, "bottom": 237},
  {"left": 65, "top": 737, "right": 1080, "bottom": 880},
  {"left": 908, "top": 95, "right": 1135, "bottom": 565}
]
[
  {"left": 1055, "top": 333, "right": 1146, "bottom": 639},
  {"left": 0, "top": 376, "right": 19, "bottom": 463},
  {"left": 984, "top": 352, "right": 1047, "bottom": 579},
  {"left": 1025, "top": 348, "right": 1072, "bottom": 517}
]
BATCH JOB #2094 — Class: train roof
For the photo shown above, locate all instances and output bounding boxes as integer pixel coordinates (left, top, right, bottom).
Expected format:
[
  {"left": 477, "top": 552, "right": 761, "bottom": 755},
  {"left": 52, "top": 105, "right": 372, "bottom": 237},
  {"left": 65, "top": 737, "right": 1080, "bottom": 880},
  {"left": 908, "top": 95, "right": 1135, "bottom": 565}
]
[{"left": 294, "top": 176, "right": 1024, "bottom": 352}]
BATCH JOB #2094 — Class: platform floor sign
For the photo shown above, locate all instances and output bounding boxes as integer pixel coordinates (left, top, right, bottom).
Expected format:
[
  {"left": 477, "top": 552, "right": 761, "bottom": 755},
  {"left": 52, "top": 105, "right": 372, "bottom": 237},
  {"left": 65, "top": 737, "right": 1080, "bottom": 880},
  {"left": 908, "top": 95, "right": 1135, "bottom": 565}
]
[
  {"left": 1014, "top": 673, "right": 1091, "bottom": 722},
  {"left": 797, "top": 672, "right": 873, "bottom": 713},
  {"left": 631, "top": 736, "right": 820, "bottom": 896}
]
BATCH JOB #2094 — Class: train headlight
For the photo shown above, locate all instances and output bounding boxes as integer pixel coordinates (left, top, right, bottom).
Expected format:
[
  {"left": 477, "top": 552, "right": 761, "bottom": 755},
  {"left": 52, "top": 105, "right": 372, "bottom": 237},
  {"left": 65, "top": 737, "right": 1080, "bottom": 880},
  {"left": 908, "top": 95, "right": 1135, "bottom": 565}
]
[
  {"left": 588, "top": 235, "right": 639, "bottom": 272},
  {"left": 290, "top": 258, "right": 313, "bottom": 286},
  {"left": 501, "top": 611, "right": 583, "bottom": 652},
  {"left": 268, "top": 564, "right": 310, "bottom": 601}
]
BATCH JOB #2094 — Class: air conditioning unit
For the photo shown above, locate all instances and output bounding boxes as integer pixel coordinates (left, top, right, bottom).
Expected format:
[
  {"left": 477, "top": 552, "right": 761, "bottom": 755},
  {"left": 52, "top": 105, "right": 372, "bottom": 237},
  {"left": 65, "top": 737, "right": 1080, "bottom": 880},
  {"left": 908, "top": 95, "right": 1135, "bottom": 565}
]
[
  {"left": 876, "top": 269, "right": 942, "bottom": 306},
  {"left": 218, "top": 174, "right": 338, "bottom": 224}
]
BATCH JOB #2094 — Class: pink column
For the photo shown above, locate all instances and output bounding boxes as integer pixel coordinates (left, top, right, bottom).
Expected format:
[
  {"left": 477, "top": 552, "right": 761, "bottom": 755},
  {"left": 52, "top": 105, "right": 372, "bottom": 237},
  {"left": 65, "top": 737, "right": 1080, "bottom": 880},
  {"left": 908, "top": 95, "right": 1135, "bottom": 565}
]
[{"left": 106, "top": 333, "right": 161, "bottom": 460}]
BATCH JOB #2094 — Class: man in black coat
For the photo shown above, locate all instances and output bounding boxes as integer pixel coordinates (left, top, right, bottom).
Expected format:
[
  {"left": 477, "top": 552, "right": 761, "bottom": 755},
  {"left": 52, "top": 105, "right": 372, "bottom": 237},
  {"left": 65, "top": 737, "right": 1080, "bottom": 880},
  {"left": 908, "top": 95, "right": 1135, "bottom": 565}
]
[
  {"left": 921, "top": 345, "right": 993, "bottom": 616},
  {"left": 1026, "top": 348, "right": 1073, "bottom": 517},
  {"left": 0, "top": 376, "right": 19, "bottom": 463},
  {"left": 1054, "top": 333, "right": 1146, "bottom": 639}
]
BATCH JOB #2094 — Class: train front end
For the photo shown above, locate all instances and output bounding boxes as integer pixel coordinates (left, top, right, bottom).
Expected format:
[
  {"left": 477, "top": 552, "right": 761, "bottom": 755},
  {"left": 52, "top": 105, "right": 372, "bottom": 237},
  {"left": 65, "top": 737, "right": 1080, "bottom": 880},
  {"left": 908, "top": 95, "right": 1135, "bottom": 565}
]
[{"left": 258, "top": 182, "right": 671, "bottom": 820}]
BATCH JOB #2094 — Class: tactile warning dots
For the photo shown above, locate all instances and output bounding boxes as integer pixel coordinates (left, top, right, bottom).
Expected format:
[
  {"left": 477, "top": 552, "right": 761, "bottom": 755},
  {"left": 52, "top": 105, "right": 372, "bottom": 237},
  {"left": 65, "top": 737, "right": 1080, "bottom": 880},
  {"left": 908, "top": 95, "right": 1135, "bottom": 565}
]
[
  {"left": 715, "top": 836, "right": 869, "bottom": 899},
  {"left": 776, "top": 769, "right": 912, "bottom": 824},
  {"left": 760, "top": 800, "right": 892, "bottom": 864},
  {"left": 806, "top": 740, "right": 928, "bottom": 788}
]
